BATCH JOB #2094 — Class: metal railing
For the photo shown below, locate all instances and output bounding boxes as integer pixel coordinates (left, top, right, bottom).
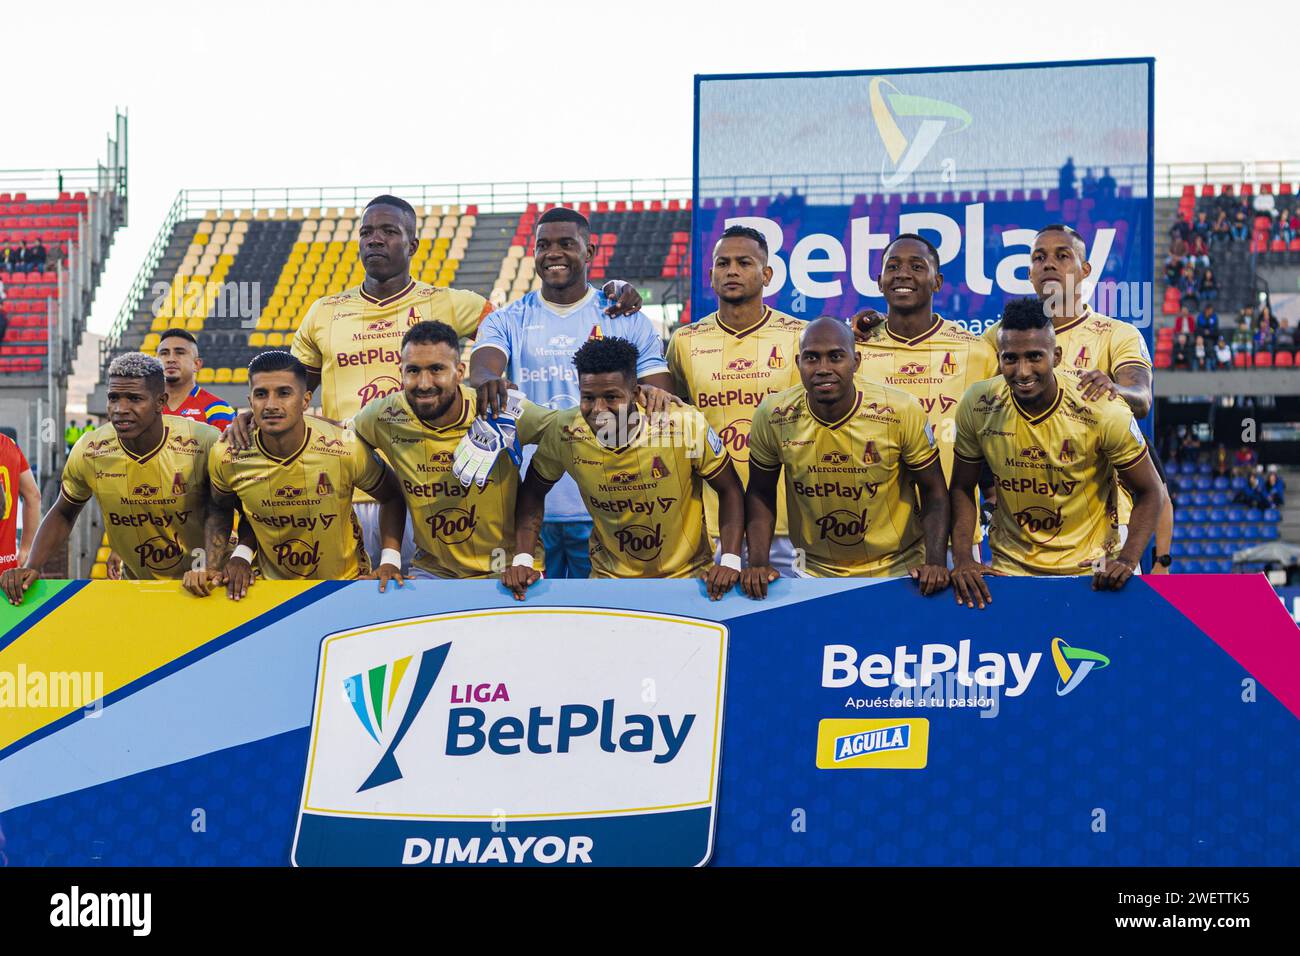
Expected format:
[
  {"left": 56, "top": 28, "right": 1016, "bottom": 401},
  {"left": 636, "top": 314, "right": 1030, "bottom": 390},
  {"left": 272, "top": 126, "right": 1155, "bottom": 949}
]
[{"left": 100, "top": 191, "right": 186, "bottom": 358}]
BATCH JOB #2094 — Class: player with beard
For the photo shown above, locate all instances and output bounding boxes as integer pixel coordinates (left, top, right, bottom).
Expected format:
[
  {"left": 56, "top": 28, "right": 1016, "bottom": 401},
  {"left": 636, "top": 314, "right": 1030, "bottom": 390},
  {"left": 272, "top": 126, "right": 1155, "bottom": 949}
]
[
  {"left": 742, "top": 318, "right": 949, "bottom": 596},
  {"left": 949, "top": 298, "right": 1163, "bottom": 606}
]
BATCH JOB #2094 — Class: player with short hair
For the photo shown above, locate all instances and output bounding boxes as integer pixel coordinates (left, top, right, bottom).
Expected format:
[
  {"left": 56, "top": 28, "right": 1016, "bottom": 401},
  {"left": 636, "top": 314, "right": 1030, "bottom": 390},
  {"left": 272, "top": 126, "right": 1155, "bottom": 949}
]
[
  {"left": 470, "top": 206, "right": 673, "bottom": 580},
  {"left": 949, "top": 298, "right": 1164, "bottom": 606},
  {"left": 352, "top": 320, "right": 553, "bottom": 579},
  {"left": 1, "top": 353, "right": 223, "bottom": 605},
  {"left": 503, "top": 336, "right": 744, "bottom": 600},
  {"left": 742, "top": 318, "right": 950, "bottom": 598},
  {"left": 157, "top": 327, "right": 236, "bottom": 431},
  {"left": 666, "top": 224, "right": 806, "bottom": 576},
  {"left": 204, "top": 351, "right": 406, "bottom": 593}
]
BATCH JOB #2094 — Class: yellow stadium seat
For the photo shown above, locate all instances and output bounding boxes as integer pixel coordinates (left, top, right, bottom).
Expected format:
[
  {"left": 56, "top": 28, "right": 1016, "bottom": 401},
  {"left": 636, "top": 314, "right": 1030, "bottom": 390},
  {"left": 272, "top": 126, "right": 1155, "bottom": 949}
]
[
  {"left": 150, "top": 316, "right": 169, "bottom": 332},
  {"left": 266, "top": 332, "right": 285, "bottom": 347},
  {"left": 197, "top": 367, "right": 215, "bottom": 383},
  {"left": 256, "top": 316, "right": 272, "bottom": 331},
  {"left": 196, "top": 219, "right": 214, "bottom": 232},
  {"left": 233, "top": 367, "right": 249, "bottom": 383},
  {"left": 142, "top": 333, "right": 161, "bottom": 349},
  {"left": 215, "top": 368, "right": 233, "bottom": 383},
  {"left": 273, "top": 316, "right": 292, "bottom": 331},
  {"left": 185, "top": 317, "right": 204, "bottom": 332},
  {"left": 249, "top": 332, "right": 267, "bottom": 348},
  {"left": 193, "top": 231, "right": 209, "bottom": 245}
]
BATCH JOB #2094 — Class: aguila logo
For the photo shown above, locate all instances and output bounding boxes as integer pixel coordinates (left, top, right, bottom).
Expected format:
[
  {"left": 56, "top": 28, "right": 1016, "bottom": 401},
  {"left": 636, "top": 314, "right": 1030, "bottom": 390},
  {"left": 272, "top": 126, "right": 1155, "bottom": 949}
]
[
  {"left": 316, "top": 436, "right": 346, "bottom": 449},
  {"left": 381, "top": 405, "right": 406, "bottom": 419},
  {"left": 428, "top": 505, "right": 478, "bottom": 544},
  {"left": 357, "top": 376, "right": 402, "bottom": 406},
  {"left": 561, "top": 424, "right": 586, "bottom": 440},
  {"left": 718, "top": 420, "right": 750, "bottom": 462},
  {"left": 169, "top": 436, "right": 200, "bottom": 449},
  {"left": 727, "top": 357, "right": 755, "bottom": 372},
  {"left": 817, "top": 509, "right": 870, "bottom": 546},
  {"left": 615, "top": 523, "right": 664, "bottom": 561},
  {"left": 822, "top": 452, "right": 850, "bottom": 465},
  {"left": 1014, "top": 506, "right": 1065, "bottom": 542},
  {"left": 274, "top": 539, "right": 322, "bottom": 576},
  {"left": 135, "top": 534, "right": 184, "bottom": 572}
]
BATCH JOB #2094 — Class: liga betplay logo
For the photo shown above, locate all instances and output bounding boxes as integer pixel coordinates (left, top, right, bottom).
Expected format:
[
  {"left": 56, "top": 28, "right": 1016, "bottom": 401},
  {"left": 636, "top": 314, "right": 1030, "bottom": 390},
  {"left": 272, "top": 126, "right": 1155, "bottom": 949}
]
[
  {"left": 343, "top": 643, "right": 449, "bottom": 792},
  {"left": 1051, "top": 638, "right": 1111, "bottom": 697},
  {"left": 868, "top": 77, "right": 972, "bottom": 188}
]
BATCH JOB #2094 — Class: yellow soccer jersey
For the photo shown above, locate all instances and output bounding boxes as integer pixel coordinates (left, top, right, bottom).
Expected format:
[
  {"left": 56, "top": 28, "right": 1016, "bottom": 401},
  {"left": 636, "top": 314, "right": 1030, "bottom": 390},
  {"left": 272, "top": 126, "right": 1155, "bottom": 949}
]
[
  {"left": 290, "top": 279, "right": 492, "bottom": 422},
  {"left": 666, "top": 307, "right": 803, "bottom": 538},
  {"left": 528, "top": 405, "right": 731, "bottom": 579},
  {"left": 983, "top": 307, "right": 1152, "bottom": 525},
  {"left": 209, "top": 417, "right": 384, "bottom": 580},
  {"left": 352, "top": 387, "right": 553, "bottom": 578},
  {"left": 854, "top": 314, "right": 998, "bottom": 480},
  {"left": 61, "top": 418, "right": 219, "bottom": 580},
  {"left": 953, "top": 374, "right": 1149, "bottom": 576},
  {"left": 748, "top": 382, "right": 940, "bottom": 578}
]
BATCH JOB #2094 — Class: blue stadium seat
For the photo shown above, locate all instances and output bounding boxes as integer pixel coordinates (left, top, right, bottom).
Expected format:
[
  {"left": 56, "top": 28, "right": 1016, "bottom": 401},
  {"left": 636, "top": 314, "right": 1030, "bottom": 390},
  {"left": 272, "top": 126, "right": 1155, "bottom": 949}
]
[
  {"left": 1230, "top": 476, "right": 1246, "bottom": 491},
  {"left": 1194, "top": 477, "right": 1212, "bottom": 491},
  {"left": 1261, "top": 525, "right": 1280, "bottom": 541},
  {"left": 1197, "top": 462, "right": 1212, "bottom": 476},
  {"left": 1183, "top": 507, "right": 1203, "bottom": 523},
  {"left": 1212, "top": 476, "right": 1230, "bottom": 490},
  {"left": 1179, "top": 461, "right": 1197, "bottom": 476},
  {"left": 1192, "top": 492, "right": 1211, "bottom": 507},
  {"left": 1185, "top": 542, "right": 1205, "bottom": 557},
  {"left": 1208, "top": 508, "right": 1227, "bottom": 522},
  {"left": 1182, "top": 559, "right": 1203, "bottom": 573},
  {"left": 1211, "top": 560, "right": 1233, "bottom": 573},
  {"left": 1246, "top": 508, "right": 1263, "bottom": 521},
  {"left": 1264, "top": 508, "right": 1281, "bottom": 522},
  {"left": 1172, "top": 524, "right": 1189, "bottom": 540},
  {"left": 1171, "top": 541, "right": 1189, "bottom": 558},
  {"left": 1226, "top": 507, "right": 1245, "bottom": 522},
  {"left": 1210, "top": 491, "right": 1231, "bottom": 506},
  {"left": 1203, "top": 525, "right": 1223, "bottom": 540}
]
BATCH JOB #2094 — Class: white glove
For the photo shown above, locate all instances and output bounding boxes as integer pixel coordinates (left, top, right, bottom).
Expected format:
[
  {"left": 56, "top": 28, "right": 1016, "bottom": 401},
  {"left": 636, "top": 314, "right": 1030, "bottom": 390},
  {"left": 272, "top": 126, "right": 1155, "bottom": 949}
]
[{"left": 453, "top": 417, "right": 505, "bottom": 489}]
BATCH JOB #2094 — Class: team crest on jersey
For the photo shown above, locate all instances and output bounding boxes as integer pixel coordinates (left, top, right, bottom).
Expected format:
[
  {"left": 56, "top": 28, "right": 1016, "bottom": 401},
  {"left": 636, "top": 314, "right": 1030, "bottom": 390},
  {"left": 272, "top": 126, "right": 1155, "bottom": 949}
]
[
  {"left": 940, "top": 352, "right": 957, "bottom": 375},
  {"left": 171, "top": 471, "right": 186, "bottom": 496},
  {"left": 768, "top": 346, "right": 786, "bottom": 370},
  {"left": 317, "top": 472, "right": 334, "bottom": 496},
  {"left": 1059, "top": 439, "right": 1075, "bottom": 464},
  {"left": 727, "top": 357, "right": 755, "bottom": 372},
  {"left": 650, "top": 456, "right": 671, "bottom": 480},
  {"left": 1074, "top": 346, "right": 1091, "bottom": 368},
  {"left": 863, "top": 442, "right": 881, "bottom": 464},
  {"left": 588, "top": 324, "right": 603, "bottom": 340},
  {"left": 407, "top": 307, "right": 420, "bottom": 327}
]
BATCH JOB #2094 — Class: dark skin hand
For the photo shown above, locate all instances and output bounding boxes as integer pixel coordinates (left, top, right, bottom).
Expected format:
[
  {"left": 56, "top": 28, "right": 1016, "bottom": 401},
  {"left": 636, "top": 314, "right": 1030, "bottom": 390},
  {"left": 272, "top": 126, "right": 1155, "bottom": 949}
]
[
  {"left": 906, "top": 458, "right": 951, "bottom": 596},
  {"left": 1075, "top": 366, "right": 1153, "bottom": 419},
  {"left": 740, "top": 461, "right": 781, "bottom": 600},
  {"left": 700, "top": 460, "right": 745, "bottom": 600},
  {"left": 1092, "top": 453, "right": 1163, "bottom": 591},
  {"left": 949, "top": 455, "right": 1005, "bottom": 609}
]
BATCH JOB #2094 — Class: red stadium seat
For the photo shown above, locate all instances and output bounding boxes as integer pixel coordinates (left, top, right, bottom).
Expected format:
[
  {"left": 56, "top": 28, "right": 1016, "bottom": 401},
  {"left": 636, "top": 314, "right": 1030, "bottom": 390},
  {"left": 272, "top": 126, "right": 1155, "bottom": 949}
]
[
  {"left": 1181, "top": 185, "right": 1195, "bottom": 198},
  {"left": 1262, "top": 183, "right": 1274, "bottom": 194},
  {"left": 1221, "top": 184, "right": 1234, "bottom": 196},
  {"left": 1281, "top": 183, "right": 1294, "bottom": 195},
  {"left": 1241, "top": 183, "right": 1254, "bottom": 196},
  {"left": 1276, "top": 351, "right": 1294, "bottom": 368},
  {"left": 1255, "top": 352, "right": 1273, "bottom": 367},
  {"left": 1290, "top": 239, "right": 1300, "bottom": 251},
  {"left": 1271, "top": 239, "right": 1286, "bottom": 252},
  {"left": 1234, "top": 352, "right": 1249, "bottom": 368}
]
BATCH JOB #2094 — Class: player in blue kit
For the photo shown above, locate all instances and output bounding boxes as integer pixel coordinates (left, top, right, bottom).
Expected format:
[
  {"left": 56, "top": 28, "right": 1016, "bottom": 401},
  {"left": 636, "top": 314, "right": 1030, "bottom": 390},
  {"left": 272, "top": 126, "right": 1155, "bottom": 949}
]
[{"left": 468, "top": 206, "right": 674, "bottom": 578}]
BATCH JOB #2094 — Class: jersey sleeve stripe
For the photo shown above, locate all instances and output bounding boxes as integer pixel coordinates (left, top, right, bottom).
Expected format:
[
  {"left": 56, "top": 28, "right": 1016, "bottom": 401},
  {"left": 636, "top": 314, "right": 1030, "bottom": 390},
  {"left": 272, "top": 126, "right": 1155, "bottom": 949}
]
[
  {"left": 1111, "top": 359, "right": 1152, "bottom": 372},
  {"left": 699, "top": 454, "right": 731, "bottom": 481},
  {"left": 954, "top": 451, "right": 985, "bottom": 464},
  {"left": 59, "top": 483, "right": 91, "bottom": 504},
  {"left": 906, "top": 448, "right": 941, "bottom": 471},
  {"left": 637, "top": 363, "right": 670, "bottom": 378},
  {"left": 1114, "top": 446, "right": 1150, "bottom": 471}
]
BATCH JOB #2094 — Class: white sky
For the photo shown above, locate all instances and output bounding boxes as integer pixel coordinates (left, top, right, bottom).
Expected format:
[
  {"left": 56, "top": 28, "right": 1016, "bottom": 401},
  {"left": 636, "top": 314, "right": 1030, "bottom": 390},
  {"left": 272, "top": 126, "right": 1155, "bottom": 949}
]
[{"left": 4, "top": 0, "right": 1296, "bottom": 336}]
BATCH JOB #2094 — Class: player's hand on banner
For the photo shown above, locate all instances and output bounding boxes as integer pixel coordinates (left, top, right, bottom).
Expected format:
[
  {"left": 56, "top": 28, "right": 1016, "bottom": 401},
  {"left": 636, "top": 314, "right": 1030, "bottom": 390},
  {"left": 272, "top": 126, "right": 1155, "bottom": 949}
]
[
  {"left": 220, "top": 556, "right": 254, "bottom": 601},
  {"left": 601, "top": 280, "right": 642, "bottom": 316},
  {"left": 106, "top": 550, "right": 123, "bottom": 580},
  {"left": 702, "top": 562, "right": 740, "bottom": 601},
  {"left": 910, "top": 563, "right": 951, "bottom": 596},
  {"left": 0, "top": 567, "right": 38, "bottom": 606},
  {"left": 222, "top": 410, "right": 256, "bottom": 450},
  {"left": 951, "top": 561, "right": 1001, "bottom": 609},
  {"left": 1077, "top": 369, "right": 1120, "bottom": 403},
  {"left": 502, "top": 564, "right": 542, "bottom": 601},
  {"left": 182, "top": 568, "right": 224, "bottom": 597},
  {"left": 740, "top": 564, "right": 780, "bottom": 600},
  {"left": 1092, "top": 554, "right": 1136, "bottom": 591},
  {"left": 372, "top": 560, "right": 406, "bottom": 593},
  {"left": 851, "top": 308, "right": 885, "bottom": 342}
]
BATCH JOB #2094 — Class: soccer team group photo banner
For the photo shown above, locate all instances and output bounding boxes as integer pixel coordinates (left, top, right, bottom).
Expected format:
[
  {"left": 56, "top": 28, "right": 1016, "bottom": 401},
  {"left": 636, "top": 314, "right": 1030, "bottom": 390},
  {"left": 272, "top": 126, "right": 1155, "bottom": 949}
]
[
  {"left": 0, "top": 575, "right": 1297, "bottom": 866},
  {"left": 692, "top": 59, "right": 1154, "bottom": 353}
]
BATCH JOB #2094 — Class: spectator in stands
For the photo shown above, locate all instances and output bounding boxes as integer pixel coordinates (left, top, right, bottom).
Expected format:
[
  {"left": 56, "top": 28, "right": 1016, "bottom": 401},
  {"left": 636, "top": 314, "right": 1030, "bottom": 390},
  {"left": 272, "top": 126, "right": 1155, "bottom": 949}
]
[
  {"left": 1172, "top": 333, "right": 1192, "bottom": 369},
  {"left": 1164, "top": 254, "right": 1185, "bottom": 286},
  {"left": 1276, "top": 318, "right": 1295, "bottom": 354},
  {"left": 1081, "top": 168, "right": 1097, "bottom": 200},
  {"left": 1213, "top": 443, "right": 1231, "bottom": 477},
  {"left": 1192, "top": 211, "right": 1212, "bottom": 242},
  {"left": 1097, "top": 167, "right": 1117, "bottom": 202},
  {"left": 1176, "top": 263, "right": 1197, "bottom": 296},
  {"left": 1179, "top": 427, "right": 1202, "bottom": 463},
  {"left": 1168, "top": 216, "right": 1190, "bottom": 246},
  {"left": 1264, "top": 468, "right": 1286, "bottom": 507},
  {"left": 1192, "top": 335, "right": 1210, "bottom": 370},
  {"left": 28, "top": 240, "right": 46, "bottom": 275},
  {"left": 1234, "top": 444, "right": 1258, "bottom": 475},
  {"left": 0, "top": 277, "right": 7, "bottom": 348},
  {"left": 1059, "top": 157, "right": 1077, "bottom": 199},
  {"left": 1172, "top": 304, "right": 1196, "bottom": 337},
  {"left": 1255, "top": 311, "right": 1277, "bottom": 354},
  {"left": 7, "top": 242, "right": 27, "bottom": 274},
  {"left": 1187, "top": 233, "right": 1210, "bottom": 269},
  {"left": 1230, "top": 209, "right": 1249, "bottom": 242},
  {"left": 1215, "top": 336, "right": 1232, "bottom": 369},
  {"left": 1211, "top": 210, "right": 1232, "bottom": 244},
  {"left": 1237, "top": 471, "right": 1268, "bottom": 508},
  {"left": 1197, "top": 268, "right": 1218, "bottom": 302},
  {"left": 1195, "top": 302, "right": 1219, "bottom": 340}
]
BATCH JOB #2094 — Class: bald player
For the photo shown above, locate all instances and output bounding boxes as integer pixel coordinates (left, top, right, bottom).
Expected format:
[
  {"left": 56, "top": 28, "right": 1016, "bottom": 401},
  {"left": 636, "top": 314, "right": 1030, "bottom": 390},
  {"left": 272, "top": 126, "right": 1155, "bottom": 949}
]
[{"left": 742, "top": 317, "right": 949, "bottom": 597}]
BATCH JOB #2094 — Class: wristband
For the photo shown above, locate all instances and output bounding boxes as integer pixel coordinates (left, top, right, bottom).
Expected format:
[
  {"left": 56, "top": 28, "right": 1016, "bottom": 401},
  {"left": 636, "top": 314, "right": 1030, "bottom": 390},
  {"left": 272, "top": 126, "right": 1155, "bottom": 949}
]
[
  {"left": 231, "top": 545, "right": 255, "bottom": 564},
  {"left": 380, "top": 548, "right": 402, "bottom": 569},
  {"left": 719, "top": 553, "right": 742, "bottom": 571},
  {"left": 513, "top": 552, "right": 535, "bottom": 568}
]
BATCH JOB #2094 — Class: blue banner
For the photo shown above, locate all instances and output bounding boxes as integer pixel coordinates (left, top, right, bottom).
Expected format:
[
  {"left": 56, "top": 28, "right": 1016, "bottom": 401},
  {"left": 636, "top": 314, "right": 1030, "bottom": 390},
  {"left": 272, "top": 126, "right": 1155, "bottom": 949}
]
[{"left": 692, "top": 60, "right": 1153, "bottom": 350}]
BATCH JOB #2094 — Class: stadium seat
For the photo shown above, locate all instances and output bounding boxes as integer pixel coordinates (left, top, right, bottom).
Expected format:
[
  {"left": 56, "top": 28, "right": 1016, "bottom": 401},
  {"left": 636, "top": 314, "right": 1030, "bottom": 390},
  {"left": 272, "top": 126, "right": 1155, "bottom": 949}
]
[
  {"left": 1193, "top": 476, "right": 1212, "bottom": 491},
  {"left": 1264, "top": 508, "right": 1281, "bottom": 522},
  {"left": 1255, "top": 351, "right": 1273, "bottom": 367},
  {"left": 1246, "top": 508, "right": 1263, "bottom": 522},
  {"left": 1191, "top": 492, "right": 1211, "bottom": 507},
  {"left": 1277, "top": 351, "right": 1294, "bottom": 367},
  {"left": 1212, "top": 476, "right": 1229, "bottom": 491},
  {"left": 1210, "top": 491, "right": 1231, "bottom": 506}
]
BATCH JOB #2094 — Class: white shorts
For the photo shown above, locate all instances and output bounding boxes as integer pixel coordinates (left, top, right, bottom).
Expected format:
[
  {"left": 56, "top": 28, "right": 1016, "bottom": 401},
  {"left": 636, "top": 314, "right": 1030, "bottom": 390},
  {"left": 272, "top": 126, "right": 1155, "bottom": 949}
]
[
  {"left": 715, "top": 535, "right": 798, "bottom": 578},
  {"left": 353, "top": 503, "right": 417, "bottom": 573}
]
